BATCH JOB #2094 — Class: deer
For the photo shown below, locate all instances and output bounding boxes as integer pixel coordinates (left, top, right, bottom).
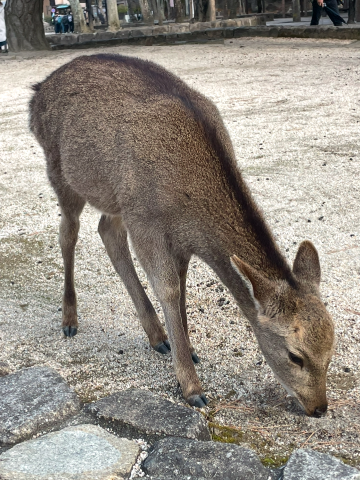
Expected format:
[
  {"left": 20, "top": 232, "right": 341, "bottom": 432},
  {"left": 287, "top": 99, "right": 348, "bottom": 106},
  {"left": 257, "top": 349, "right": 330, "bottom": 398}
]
[{"left": 29, "top": 54, "right": 335, "bottom": 416}]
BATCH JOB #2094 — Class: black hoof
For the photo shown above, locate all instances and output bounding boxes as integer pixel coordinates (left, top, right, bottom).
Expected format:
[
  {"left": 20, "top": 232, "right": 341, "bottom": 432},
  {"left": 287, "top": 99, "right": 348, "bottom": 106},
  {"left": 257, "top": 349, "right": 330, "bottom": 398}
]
[
  {"left": 63, "top": 326, "right": 77, "bottom": 337},
  {"left": 154, "top": 341, "right": 171, "bottom": 355},
  {"left": 188, "top": 394, "right": 208, "bottom": 408},
  {"left": 191, "top": 352, "right": 200, "bottom": 364},
  {"left": 164, "top": 340, "right": 171, "bottom": 351}
]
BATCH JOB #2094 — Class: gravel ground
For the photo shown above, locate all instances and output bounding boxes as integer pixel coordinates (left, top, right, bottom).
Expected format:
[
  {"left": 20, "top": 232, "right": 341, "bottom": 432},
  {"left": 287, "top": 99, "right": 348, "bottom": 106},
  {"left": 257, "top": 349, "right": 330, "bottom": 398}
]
[{"left": 0, "top": 38, "right": 359, "bottom": 468}]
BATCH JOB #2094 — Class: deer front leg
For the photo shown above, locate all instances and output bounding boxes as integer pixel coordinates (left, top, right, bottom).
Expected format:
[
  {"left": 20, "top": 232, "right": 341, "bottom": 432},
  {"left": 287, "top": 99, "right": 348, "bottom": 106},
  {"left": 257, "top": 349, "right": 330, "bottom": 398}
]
[{"left": 134, "top": 244, "right": 207, "bottom": 407}]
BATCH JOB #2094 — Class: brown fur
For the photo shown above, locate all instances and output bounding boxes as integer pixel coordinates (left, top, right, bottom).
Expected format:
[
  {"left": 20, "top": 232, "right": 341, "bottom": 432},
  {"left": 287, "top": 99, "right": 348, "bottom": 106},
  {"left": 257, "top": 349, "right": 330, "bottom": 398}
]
[{"left": 29, "top": 54, "right": 334, "bottom": 414}]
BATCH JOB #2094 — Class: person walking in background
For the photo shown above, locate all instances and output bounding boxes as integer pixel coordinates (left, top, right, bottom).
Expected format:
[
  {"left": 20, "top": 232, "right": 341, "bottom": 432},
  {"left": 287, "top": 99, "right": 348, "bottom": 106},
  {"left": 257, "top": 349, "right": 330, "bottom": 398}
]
[
  {"left": 68, "top": 11, "right": 74, "bottom": 32},
  {"left": 61, "top": 12, "right": 69, "bottom": 33},
  {"left": 55, "top": 14, "right": 62, "bottom": 33},
  {"left": 0, "top": 0, "right": 8, "bottom": 54},
  {"left": 310, "top": 0, "right": 343, "bottom": 25}
]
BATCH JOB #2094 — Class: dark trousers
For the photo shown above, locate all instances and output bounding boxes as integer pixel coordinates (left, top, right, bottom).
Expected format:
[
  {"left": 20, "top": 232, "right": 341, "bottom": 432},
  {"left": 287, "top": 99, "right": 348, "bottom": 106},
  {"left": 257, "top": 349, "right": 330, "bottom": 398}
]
[{"left": 311, "top": 0, "right": 342, "bottom": 25}]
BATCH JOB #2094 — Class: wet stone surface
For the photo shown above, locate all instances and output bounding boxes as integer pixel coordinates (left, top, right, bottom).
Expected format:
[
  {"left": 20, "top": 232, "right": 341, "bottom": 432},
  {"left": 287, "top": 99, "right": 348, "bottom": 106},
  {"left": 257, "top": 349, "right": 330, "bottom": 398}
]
[
  {"left": 0, "top": 424, "right": 140, "bottom": 480},
  {"left": 0, "top": 366, "right": 80, "bottom": 446},
  {"left": 142, "top": 436, "right": 270, "bottom": 480},
  {"left": 85, "top": 388, "right": 211, "bottom": 442}
]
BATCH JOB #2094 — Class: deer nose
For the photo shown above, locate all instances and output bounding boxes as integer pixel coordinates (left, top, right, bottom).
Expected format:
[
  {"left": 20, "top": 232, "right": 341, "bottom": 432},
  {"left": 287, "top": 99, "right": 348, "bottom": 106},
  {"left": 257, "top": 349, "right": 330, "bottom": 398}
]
[{"left": 313, "top": 404, "right": 328, "bottom": 417}]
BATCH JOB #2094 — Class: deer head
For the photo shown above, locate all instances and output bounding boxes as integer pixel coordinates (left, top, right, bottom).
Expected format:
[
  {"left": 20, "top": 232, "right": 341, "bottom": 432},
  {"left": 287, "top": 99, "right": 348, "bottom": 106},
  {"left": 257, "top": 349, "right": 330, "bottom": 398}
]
[{"left": 231, "top": 241, "right": 335, "bottom": 417}]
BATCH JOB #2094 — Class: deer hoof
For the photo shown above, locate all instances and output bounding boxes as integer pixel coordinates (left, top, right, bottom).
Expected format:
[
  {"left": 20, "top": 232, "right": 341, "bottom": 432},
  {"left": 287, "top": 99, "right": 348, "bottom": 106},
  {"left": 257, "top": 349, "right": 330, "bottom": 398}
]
[
  {"left": 164, "top": 340, "right": 171, "bottom": 351},
  {"left": 188, "top": 394, "right": 208, "bottom": 408},
  {"left": 63, "top": 326, "right": 77, "bottom": 337},
  {"left": 154, "top": 341, "right": 171, "bottom": 354},
  {"left": 191, "top": 352, "right": 200, "bottom": 364}
]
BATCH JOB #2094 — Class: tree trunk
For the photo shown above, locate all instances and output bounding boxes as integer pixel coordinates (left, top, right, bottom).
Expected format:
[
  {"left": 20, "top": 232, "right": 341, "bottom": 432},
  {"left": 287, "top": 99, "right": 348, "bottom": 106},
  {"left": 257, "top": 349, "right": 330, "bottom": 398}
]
[
  {"left": 86, "top": 0, "right": 94, "bottom": 31},
  {"left": 157, "top": 0, "right": 165, "bottom": 23},
  {"left": 222, "top": 0, "right": 229, "bottom": 18},
  {"left": 139, "top": 0, "right": 153, "bottom": 23},
  {"left": 174, "top": 0, "right": 183, "bottom": 21},
  {"left": 152, "top": 0, "right": 164, "bottom": 24},
  {"left": 228, "top": 0, "right": 237, "bottom": 17},
  {"left": 208, "top": 0, "right": 216, "bottom": 19},
  {"left": 5, "top": 0, "right": 50, "bottom": 52},
  {"left": 348, "top": 0, "right": 355, "bottom": 22},
  {"left": 107, "top": 0, "right": 121, "bottom": 30},
  {"left": 356, "top": 0, "right": 360, "bottom": 21},
  {"left": 68, "top": 0, "right": 90, "bottom": 32},
  {"left": 86, "top": 0, "right": 94, "bottom": 30},
  {"left": 292, "top": 0, "right": 301, "bottom": 20},
  {"left": 189, "top": 0, "right": 194, "bottom": 17}
]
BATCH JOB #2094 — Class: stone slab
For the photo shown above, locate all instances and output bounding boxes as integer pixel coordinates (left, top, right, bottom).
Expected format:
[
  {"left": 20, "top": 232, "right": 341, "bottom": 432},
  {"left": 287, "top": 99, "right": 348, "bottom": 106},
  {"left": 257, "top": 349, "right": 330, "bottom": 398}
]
[
  {"left": 282, "top": 449, "right": 360, "bottom": 480},
  {"left": 85, "top": 389, "right": 210, "bottom": 442},
  {"left": 94, "top": 31, "right": 115, "bottom": 41},
  {"left": 0, "top": 424, "right": 140, "bottom": 480},
  {"left": 143, "top": 436, "right": 270, "bottom": 480},
  {"left": 0, "top": 366, "right": 80, "bottom": 446}
]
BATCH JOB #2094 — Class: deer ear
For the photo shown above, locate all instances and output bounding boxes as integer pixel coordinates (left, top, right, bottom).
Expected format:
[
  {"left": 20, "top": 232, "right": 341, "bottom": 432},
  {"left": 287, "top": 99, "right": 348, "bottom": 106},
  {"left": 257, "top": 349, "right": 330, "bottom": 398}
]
[
  {"left": 230, "top": 255, "right": 273, "bottom": 310},
  {"left": 293, "top": 241, "right": 321, "bottom": 287}
]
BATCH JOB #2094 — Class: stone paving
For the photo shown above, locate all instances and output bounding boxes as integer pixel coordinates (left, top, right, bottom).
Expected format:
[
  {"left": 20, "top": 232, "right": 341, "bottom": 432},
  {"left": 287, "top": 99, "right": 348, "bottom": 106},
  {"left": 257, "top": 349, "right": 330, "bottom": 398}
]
[
  {"left": 85, "top": 389, "right": 211, "bottom": 442},
  {"left": 0, "top": 424, "right": 140, "bottom": 480},
  {"left": 0, "top": 366, "right": 359, "bottom": 479},
  {"left": 0, "top": 366, "right": 80, "bottom": 446},
  {"left": 143, "top": 436, "right": 271, "bottom": 479}
]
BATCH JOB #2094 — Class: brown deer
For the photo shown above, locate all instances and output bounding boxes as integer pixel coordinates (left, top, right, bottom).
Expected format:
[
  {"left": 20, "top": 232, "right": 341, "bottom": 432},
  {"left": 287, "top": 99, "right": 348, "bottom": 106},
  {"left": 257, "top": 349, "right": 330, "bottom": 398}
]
[{"left": 29, "top": 54, "right": 334, "bottom": 415}]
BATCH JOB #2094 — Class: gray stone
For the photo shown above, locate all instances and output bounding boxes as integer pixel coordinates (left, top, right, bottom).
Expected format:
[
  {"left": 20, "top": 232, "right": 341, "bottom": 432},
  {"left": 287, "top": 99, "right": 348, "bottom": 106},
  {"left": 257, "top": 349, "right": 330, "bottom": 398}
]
[
  {"left": 113, "top": 29, "right": 130, "bottom": 39},
  {"left": 77, "top": 33, "right": 95, "bottom": 43},
  {"left": 143, "top": 437, "right": 269, "bottom": 480},
  {"left": 152, "top": 25, "right": 170, "bottom": 34},
  {"left": 282, "top": 449, "right": 360, "bottom": 480},
  {"left": 47, "top": 34, "right": 68, "bottom": 45},
  {"left": 0, "top": 361, "right": 10, "bottom": 376},
  {"left": 0, "top": 366, "right": 80, "bottom": 446},
  {"left": 205, "top": 28, "right": 224, "bottom": 39},
  {"left": 0, "top": 424, "right": 140, "bottom": 480},
  {"left": 94, "top": 31, "right": 115, "bottom": 41},
  {"left": 85, "top": 389, "right": 210, "bottom": 442}
]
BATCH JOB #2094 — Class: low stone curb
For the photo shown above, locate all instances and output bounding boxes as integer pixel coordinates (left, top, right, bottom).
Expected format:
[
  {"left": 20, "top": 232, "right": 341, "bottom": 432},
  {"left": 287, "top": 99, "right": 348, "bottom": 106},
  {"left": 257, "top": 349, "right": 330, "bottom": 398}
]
[
  {"left": 46, "top": 23, "right": 360, "bottom": 51},
  {"left": 0, "top": 366, "right": 359, "bottom": 479},
  {"left": 84, "top": 388, "right": 211, "bottom": 443}
]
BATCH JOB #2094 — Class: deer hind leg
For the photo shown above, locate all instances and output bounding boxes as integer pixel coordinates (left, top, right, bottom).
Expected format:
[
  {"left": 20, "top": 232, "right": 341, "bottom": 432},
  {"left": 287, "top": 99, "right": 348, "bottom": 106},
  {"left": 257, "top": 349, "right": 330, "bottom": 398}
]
[
  {"left": 178, "top": 258, "right": 200, "bottom": 364},
  {"left": 98, "top": 214, "right": 170, "bottom": 353},
  {"left": 51, "top": 181, "right": 85, "bottom": 337},
  {"left": 129, "top": 233, "right": 208, "bottom": 407}
]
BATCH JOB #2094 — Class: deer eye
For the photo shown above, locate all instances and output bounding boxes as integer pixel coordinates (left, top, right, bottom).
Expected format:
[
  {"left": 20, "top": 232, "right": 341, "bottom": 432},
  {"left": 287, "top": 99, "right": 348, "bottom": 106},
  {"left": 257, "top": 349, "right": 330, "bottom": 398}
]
[{"left": 289, "top": 352, "right": 304, "bottom": 368}]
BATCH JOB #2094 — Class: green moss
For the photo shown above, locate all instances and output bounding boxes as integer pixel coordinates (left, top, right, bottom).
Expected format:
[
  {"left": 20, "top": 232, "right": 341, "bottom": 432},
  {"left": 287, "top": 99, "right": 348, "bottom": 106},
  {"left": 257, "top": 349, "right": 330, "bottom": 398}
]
[
  {"left": 209, "top": 420, "right": 292, "bottom": 469},
  {"left": 261, "top": 456, "right": 289, "bottom": 468},
  {"left": 209, "top": 422, "right": 244, "bottom": 444},
  {"left": 335, "top": 456, "right": 359, "bottom": 468}
]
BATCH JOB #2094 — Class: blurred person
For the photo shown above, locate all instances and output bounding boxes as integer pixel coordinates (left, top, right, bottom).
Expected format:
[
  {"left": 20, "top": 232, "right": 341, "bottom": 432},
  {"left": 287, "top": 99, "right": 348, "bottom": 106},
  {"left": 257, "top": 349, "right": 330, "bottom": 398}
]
[
  {"left": 311, "top": 0, "right": 343, "bottom": 25},
  {"left": 0, "top": 0, "right": 7, "bottom": 54},
  {"left": 61, "top": 12, "right": 69, "bottom": 33},
  {"left": 55, "top": 14, "right": 63, "bottom": 33},
  {"left": 68, "top": 11, "right": 74, "bottom": 32}
]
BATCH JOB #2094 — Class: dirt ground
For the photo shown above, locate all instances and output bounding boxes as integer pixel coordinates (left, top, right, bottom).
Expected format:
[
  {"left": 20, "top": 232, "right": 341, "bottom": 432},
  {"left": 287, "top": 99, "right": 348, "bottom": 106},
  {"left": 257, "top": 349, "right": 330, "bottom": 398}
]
[{"left": 0, "top": 37, "right": 359, "bottom": 468}]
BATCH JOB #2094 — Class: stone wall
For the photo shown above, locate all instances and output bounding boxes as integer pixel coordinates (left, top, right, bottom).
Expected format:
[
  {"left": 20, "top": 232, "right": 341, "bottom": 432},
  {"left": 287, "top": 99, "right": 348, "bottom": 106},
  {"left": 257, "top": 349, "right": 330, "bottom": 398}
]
[{"left": 47, "top": 21, "right": 360, "bottom": 50}]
